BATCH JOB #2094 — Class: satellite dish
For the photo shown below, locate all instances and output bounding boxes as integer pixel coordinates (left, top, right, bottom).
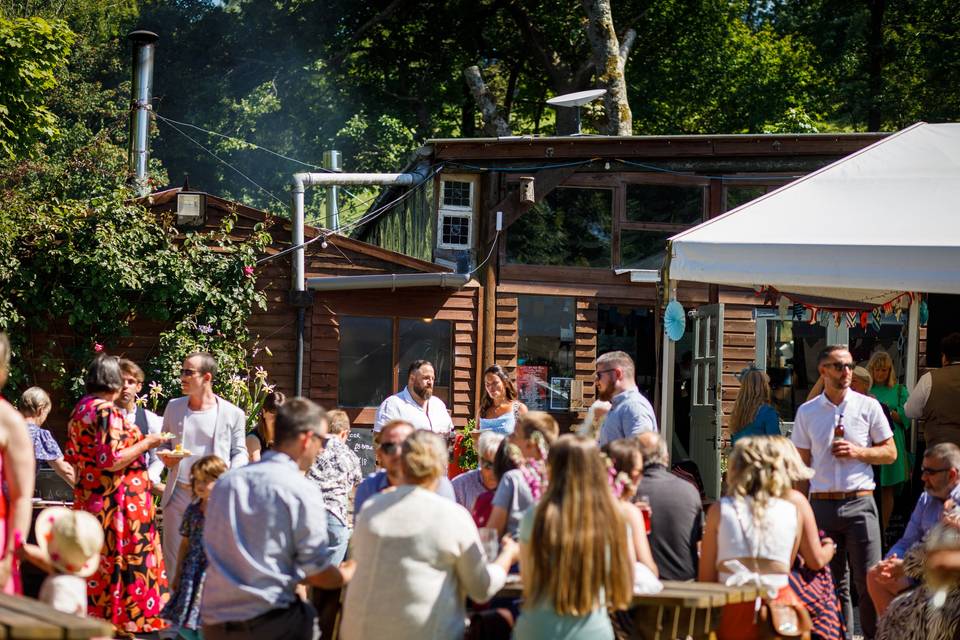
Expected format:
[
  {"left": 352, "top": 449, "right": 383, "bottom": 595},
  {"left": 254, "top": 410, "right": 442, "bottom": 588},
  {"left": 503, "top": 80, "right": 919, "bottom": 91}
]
[
  {"left": 546, "top": 89, "right": 607, "bottom": 107},
  {"left": 546, "top": 89, "right": 606, "bottom": 135}
]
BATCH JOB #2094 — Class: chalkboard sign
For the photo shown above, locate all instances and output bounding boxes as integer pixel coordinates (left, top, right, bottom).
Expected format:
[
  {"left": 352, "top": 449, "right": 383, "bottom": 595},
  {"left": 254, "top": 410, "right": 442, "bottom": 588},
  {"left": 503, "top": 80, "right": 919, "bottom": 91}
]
[{"left": 347, "top": 428, "right": 377, "bottom": 477}]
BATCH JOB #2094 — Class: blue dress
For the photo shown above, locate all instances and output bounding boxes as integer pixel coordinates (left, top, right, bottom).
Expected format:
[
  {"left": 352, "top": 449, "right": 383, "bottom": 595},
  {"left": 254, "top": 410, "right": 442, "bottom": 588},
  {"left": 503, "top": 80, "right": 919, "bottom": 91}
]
[
  {"left": 479, "top": 403, "right": 519, "bottom": 435},
  {"left": 161, "top": 500, "right": 206, "bottom": 631},
  {"left": 730, "top": 404, "right": 781, "bottom": 444}
]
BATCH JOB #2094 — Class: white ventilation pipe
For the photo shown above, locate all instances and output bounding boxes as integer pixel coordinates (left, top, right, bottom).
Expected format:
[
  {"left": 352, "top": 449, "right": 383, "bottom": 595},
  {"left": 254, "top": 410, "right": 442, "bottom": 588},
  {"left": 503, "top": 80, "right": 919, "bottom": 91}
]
[{"left": 288, "top": 162, "right": 431, "bottom": 395}]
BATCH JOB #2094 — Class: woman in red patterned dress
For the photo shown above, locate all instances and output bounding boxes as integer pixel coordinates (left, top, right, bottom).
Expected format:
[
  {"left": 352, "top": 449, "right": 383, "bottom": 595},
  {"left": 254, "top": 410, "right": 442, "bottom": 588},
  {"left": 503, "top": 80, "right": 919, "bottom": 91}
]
[{"left": 64, "top": 354, "right": 170, "bottom": 637}]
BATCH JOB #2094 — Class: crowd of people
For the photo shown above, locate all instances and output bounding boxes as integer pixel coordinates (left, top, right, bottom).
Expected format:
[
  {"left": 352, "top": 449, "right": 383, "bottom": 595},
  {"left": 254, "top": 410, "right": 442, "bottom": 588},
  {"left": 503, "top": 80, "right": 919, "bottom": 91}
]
[{"left": 0, "top": 331, "right": 958, "bottom": 640}]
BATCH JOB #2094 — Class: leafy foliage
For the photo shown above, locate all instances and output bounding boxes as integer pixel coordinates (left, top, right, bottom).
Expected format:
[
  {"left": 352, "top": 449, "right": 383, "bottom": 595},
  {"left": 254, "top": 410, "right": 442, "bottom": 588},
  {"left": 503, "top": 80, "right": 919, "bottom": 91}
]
[
  {"left": 0, "top": 16, "right": 74, "bottom": 159},
  {"left": 0, "top": 12, "right": 271, "bottom": 408}
]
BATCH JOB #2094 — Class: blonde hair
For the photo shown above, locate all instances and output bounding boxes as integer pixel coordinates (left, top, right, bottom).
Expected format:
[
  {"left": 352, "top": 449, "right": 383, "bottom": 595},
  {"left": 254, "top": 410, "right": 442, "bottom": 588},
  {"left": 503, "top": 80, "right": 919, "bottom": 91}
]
[
  {"left": 867, "top": 351, "right": 897, "bottom": 388},
  {"left": 726, "top": 436, "right": 793, "bottom": 524},
  {"left": 190, "top": 455, "right": 228, "bottom": 492},
  {"left": 0, "top": 333, "right": 9, "bottom": 389},
  {"left": 525, "top": 435, "right": 633, "bottom": 615},
  {"left": 852, "top": 366, "right": 873, "bottom": 390},
  {"left": 577, "top": 400, "right": 612, "bottom": 440},
  {"left": 761, "top": 435, "right": 814, "bottom": 482},
  {"left": 516, "top": 411, "right": 560, "bottom": 446},
  {"left": 401, "top": 430, "right": 447, "bottom": 483},
  {"left": 327, "top": 409, "right": 350, "bottom": 436},
  {"left": 729, "top": 370, "right": 771, "bottom": 435},
  {"left": 19, "top": 386, "right": 51, "bottom": 418}
]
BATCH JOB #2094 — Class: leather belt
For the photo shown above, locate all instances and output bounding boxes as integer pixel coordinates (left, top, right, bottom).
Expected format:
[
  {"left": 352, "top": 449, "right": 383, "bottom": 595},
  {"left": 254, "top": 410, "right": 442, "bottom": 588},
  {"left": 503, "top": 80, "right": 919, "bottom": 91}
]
[
  {"left": 210, "top": 602, "right": 299, "bottom": 631},
  {"left": 810, "top": 490, "right": 873, "bottom": 500}
]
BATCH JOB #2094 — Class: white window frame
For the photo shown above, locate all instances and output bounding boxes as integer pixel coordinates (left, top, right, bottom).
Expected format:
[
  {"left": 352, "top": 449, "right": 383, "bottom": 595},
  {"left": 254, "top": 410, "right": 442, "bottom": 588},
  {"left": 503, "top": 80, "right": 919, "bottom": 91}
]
[{"left": 437, "top": 175, "right": 476, "bottom": 250}]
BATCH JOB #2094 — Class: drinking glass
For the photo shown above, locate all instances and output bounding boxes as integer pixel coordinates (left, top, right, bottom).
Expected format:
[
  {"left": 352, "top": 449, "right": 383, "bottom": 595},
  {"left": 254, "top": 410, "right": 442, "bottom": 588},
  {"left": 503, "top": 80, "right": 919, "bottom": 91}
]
[
  {"left": 637, "top": 494, "right": 653, "bottom": 534},
  {"left": 479, "top": 527, "right": 499, "bottom": 560}
]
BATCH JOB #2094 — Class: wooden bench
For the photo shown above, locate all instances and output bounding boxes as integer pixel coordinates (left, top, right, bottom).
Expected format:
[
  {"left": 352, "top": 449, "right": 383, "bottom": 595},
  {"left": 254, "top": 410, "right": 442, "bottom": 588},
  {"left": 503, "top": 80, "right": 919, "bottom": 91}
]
[
  {"left": 0, "top": 593, "right": 113, "bottom": 639},
  {"left": 495, "top": 578, "right": 761, "bottom": 640}
]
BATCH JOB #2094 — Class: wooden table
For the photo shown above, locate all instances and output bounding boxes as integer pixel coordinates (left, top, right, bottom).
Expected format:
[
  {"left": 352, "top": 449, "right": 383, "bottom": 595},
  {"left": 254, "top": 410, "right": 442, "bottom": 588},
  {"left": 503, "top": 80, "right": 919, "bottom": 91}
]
[
  {"left": 0, "top": 593, "right": 113, "bottom": 639},
  {"left": 496, "top": 578, "right": 761, "bottom": 640}
]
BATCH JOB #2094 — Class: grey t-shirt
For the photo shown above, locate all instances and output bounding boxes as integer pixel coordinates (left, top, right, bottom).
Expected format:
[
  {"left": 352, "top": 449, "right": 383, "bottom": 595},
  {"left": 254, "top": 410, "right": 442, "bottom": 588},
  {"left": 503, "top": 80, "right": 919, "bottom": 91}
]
[{"left": 492, "top": 469, "right": 534, "bottom": 538}]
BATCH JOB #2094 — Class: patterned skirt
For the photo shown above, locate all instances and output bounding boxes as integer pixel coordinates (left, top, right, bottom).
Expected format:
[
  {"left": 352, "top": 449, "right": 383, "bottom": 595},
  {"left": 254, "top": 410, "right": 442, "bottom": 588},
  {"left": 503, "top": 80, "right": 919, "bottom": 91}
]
[{"left": 789, "top": 561, "right": 845, "bottom": 640}]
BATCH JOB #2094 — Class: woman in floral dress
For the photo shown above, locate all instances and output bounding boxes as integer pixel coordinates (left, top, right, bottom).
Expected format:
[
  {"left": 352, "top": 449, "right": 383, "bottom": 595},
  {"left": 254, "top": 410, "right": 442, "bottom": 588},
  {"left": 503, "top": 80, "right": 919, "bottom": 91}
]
[{"left": 64, "top": 354, "right": 170, "bottom": 637}]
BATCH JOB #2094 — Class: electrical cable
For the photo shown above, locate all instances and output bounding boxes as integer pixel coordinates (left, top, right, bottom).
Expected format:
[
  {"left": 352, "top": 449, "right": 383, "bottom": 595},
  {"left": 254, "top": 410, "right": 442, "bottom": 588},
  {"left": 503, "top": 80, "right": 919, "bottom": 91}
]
[
  {"left": 156, "top": 116, "right": 290, "bottom": 209},
  {"left": 153, "top": 113, "right": 367, "bottom": 203},
  {"left": 465, "top": 230, "right": 500, "bottom": 276}
]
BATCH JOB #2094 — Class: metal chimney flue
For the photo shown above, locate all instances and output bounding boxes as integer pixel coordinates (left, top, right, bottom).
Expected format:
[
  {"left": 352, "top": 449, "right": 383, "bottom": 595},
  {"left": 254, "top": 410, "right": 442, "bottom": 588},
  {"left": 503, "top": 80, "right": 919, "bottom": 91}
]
[{"left": 127, "top": 30, "right": 159, "bottom": 196}]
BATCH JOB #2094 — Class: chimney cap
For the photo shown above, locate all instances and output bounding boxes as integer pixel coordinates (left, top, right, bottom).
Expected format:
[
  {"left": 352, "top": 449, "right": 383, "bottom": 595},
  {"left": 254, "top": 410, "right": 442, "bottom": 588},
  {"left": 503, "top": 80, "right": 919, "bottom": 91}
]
[{"left": 127, "top": 29, "right": 159, "bottom": 44}]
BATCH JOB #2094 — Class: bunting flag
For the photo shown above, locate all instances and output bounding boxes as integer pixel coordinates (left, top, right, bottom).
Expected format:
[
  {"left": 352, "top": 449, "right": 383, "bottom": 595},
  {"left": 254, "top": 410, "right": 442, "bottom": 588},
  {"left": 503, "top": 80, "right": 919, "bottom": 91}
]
[
  {"left": 860, "top": 311, "right": 869, "bottom": 330},
  {"left": 845, "top": 311, "right": 858, "bottom": 328},
  {"left": 870, "top": 308, "right": 884, "bottom": 331},
  {"left": 808, "top": 306, "right": 820, "bottom": 324},
  {"left": 792, "top": 303, "right": 806, "bottom": 322},
  {"left": 754, "top": 285, "right": 924, "bottom": 332}
]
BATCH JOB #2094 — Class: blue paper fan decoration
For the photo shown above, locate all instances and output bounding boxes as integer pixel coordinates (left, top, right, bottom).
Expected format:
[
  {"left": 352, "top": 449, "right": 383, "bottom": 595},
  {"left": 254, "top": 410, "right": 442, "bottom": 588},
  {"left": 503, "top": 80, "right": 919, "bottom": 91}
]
[{"left": 664, "top": 300, "right": 686, "bottom": 342}]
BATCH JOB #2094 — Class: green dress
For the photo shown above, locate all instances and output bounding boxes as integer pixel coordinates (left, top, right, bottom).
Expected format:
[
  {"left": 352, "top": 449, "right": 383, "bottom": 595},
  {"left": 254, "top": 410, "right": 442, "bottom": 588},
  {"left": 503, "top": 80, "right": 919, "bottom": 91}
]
[{"left": 872, "top": 384, "right": 911, "bottom": 487}]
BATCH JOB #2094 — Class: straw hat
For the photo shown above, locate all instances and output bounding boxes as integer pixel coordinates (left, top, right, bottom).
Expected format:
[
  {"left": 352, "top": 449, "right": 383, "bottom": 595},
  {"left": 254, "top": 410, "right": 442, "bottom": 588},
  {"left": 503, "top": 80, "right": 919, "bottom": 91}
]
[{"left": 35, "top": 507, "right": 103, "bottom": 578}]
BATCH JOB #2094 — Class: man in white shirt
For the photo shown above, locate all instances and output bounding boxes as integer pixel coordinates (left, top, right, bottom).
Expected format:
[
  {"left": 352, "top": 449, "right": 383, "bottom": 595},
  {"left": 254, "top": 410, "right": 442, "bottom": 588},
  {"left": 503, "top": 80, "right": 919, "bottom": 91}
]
[
  {"left": 159, "top": 352, "right": 248, "bottom": 589},
  {"left": 791, "top": 345, "right": 896, "bottom": 640},
  {"left": 373, "top": 360, "right": 453, "bottom": 435},
  {"left": 117, "top": 359, "right": 165, "bottom": 495}
]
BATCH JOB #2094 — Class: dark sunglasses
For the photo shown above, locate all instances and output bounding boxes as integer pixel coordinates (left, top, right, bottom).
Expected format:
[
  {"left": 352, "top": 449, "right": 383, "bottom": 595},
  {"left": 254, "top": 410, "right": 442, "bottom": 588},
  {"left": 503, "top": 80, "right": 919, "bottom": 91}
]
[
  {"left": 380, "top": 441, "right": 402, "bottom": 455},
  {"left": 595, "top": 369, "right": 616, "bottom": 379},
  {"left": 180, "top": 368, "right": 199, "bottom": 377},
  {"left": 921, "top": 466, "right": 951, "bottom": 476},
  {"left": 828, "top": 362, "right": 855, "bottom": 372}
]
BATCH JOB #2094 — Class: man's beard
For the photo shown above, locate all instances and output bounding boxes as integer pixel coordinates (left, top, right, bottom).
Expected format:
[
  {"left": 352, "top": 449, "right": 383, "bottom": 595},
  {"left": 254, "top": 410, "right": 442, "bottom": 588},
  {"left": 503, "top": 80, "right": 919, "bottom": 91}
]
[
  {"left": 413, "top": 382, "right": 433, "bottom": 400},
  {"left": 596, "top": 383, "right": 613, "bottom": 402}
]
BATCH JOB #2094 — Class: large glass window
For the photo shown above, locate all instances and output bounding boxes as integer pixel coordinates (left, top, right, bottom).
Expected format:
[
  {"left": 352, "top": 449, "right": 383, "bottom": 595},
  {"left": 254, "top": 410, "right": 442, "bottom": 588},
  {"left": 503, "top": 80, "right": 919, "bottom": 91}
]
[
  {"left": 507, "top": 187, "right": 612, "bottom": 267},
  {"left": 625, "top": 184, "right": 703, "bottom": 224},
  {"left": 338, "top": 317, "right": 393, "bottom": 408},
  {"left": 517, "top": 296, "right": 576, "bottom": 411},
  {"left": 619, "top": 183, "right": 704, "bottom": 269},
  {"left": 724, "top": 185, "right": 767, "bottom": 211},
  {"left": 597, "top": 305, "right": 656, "bottom": 397},
  {"left": 759, "top": 318, "right": 827, "bottom": 422},
  {"left": 338, "top": 316, "right": 452, "bottom": 407},
  {"left": 399, "top": 319, "right": 452, "bottom": 404}
]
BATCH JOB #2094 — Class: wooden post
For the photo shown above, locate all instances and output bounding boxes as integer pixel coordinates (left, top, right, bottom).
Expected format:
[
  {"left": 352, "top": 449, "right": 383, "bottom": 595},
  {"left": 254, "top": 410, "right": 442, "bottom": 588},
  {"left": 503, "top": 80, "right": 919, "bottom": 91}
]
[{"left": 906, "top": 297, "right": 920, "bottom": 453}]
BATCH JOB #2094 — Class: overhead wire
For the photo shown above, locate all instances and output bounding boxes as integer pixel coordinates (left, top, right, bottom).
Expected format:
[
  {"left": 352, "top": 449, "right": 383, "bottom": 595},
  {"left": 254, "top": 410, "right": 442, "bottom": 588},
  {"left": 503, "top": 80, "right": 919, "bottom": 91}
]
[{"left": 153, "top": 113, "right": 367, "bottom": 203}]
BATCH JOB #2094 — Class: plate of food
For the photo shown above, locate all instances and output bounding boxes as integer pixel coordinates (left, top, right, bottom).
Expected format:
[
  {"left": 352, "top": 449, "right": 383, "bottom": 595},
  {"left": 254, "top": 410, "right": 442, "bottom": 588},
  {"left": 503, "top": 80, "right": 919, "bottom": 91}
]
[{"left": 158, "top": 444, "right": 192, "bottom": 459}]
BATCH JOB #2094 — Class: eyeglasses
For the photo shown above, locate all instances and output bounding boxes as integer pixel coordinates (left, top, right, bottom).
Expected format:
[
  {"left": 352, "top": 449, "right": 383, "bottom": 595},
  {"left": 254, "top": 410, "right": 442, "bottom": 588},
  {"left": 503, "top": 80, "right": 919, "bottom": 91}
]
[
  {"left": 180, "top": 368, "right": 199, "bottom": 377},
  {"left": 828, "top": 362, "right": 855, "bottom": 372},
  {"left": 380, "top": 441, "right": 402, "bottom": 455},
  {"left": 595, "top": 369, "right": 616, "bottom": 380},
  {"left": 921, "top": 466, "right": 951, "bottom": 476},
  {"left": 308, "top": 432, "right": 330, "bottom": 450}
]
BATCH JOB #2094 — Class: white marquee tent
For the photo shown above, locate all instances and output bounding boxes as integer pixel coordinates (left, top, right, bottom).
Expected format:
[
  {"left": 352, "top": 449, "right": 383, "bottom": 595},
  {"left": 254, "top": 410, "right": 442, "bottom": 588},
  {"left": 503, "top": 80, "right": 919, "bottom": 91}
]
[
  {"left": 668, "top": 122, "right": 960, "bottom": 299},
  {"left": 660, "top": 122, "right": 960, "bottom": 460}
]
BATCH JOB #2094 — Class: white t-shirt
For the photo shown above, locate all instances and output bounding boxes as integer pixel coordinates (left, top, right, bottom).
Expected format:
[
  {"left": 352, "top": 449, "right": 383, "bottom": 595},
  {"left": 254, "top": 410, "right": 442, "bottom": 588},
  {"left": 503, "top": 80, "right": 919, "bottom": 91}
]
[
  {"left": 39, "top": 574, "right": 87, "bottom": 616},
  {"left": 373, "top": 387, "right": 453, "bottom": 434},
  {"left": 178, "top": 405, "right": 217, "bottom": 480},
  {"left": 791, "top": 390, "right": 893, "bottom": 493}
]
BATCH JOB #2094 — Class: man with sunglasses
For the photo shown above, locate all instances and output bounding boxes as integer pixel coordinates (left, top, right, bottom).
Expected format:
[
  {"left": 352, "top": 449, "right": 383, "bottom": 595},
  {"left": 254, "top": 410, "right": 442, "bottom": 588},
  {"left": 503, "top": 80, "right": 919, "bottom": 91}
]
[
  {"left": 595, "top": 350, "right": 657, "bottom": 447},
  {"left": 867, "top": 443, "right": 960, "bottom": 617},
  {"left": 792, "top": 345, "right": 896, "bottom": 640},
  {"left": 159, "top": 352, "right": 249, "bottom": 590},
  {"left": 353, "top": 419, "right": 455, "bottom": 524},
  {"left": 203, "top": 398, "right": 355, "bottom": 640}
]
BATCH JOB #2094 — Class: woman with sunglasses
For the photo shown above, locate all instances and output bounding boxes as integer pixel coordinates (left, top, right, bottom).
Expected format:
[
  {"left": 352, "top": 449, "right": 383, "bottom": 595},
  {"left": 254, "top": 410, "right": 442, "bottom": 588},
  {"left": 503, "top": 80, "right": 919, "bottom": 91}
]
[
  {"left": 729, "top": 368, "right": 781, "bottom": 445},
  {"left": 451, "top": 431, "right": 505, "bottom": 526},
  {"left": 478, "top": 364, "right": 527, "bottom": 436}
]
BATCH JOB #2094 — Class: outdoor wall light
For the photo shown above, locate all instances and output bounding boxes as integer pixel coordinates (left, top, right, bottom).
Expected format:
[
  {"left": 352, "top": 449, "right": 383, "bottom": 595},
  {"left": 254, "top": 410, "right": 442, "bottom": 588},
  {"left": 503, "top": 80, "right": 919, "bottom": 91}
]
[{"left": 176, "top": 191, "right": 207, "bottom": 228}]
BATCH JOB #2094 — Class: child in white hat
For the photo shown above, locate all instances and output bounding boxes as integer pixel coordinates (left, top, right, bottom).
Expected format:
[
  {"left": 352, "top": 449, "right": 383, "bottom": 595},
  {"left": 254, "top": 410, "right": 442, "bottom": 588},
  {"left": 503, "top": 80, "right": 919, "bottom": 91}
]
[{"left": 21, "top": 506, "right": 103, "bottom": 616}]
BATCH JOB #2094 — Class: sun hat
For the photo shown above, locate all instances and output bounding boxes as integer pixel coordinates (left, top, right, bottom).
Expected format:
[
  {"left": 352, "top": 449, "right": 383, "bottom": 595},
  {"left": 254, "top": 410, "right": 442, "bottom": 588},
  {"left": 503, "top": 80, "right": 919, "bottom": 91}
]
[{"left": 35, "top": 507, "right": 103, "bottom": 578}]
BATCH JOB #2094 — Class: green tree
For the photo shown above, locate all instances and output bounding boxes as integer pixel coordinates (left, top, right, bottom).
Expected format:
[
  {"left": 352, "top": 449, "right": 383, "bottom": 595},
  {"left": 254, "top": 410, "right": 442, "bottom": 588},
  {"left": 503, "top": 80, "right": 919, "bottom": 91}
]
[{"left": 0, "top": 16, "right": 74, "bottom": 159}]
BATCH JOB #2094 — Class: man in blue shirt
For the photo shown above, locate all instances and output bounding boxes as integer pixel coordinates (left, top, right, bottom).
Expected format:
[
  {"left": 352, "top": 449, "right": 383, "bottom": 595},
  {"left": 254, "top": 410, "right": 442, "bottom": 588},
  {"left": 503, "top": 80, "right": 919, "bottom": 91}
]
[
  {"left": 595, "top": 351, "right": 657, "bottom": 446},
  {"left": 354, "top": 418, "right": 455, "bottom": 523},
  {"left": 202, "top": 398, "right": 355, "bottom": 640},
  {"left": 867, "top": 442, "right": 960, "bottom": 616}
]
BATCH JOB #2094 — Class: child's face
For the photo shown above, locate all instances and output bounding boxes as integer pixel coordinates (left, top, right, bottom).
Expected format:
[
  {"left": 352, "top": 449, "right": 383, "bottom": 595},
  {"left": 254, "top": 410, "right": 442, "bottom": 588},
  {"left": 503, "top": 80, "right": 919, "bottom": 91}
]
[{"left": 192, "top": 475, "right": 216, "bottom": 500}]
